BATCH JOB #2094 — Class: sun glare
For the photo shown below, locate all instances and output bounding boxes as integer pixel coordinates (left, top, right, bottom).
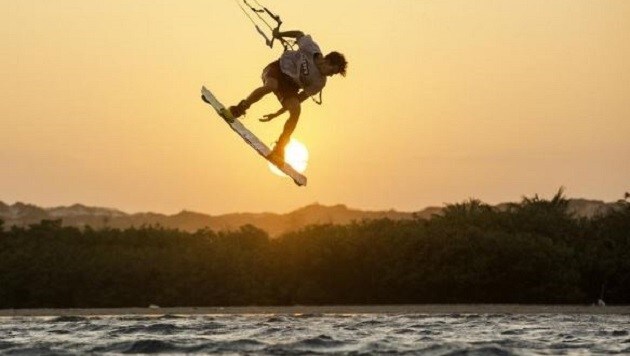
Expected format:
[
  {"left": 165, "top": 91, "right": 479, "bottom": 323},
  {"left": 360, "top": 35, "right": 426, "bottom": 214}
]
[{"left": 269, "top": 139, "right": 309, "bottom": 176}]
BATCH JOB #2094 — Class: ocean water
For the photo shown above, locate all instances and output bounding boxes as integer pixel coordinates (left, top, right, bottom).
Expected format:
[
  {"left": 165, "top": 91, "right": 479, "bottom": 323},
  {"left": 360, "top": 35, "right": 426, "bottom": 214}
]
[{"left": 1, "top": 312, "right": 629, "bottom": 355}]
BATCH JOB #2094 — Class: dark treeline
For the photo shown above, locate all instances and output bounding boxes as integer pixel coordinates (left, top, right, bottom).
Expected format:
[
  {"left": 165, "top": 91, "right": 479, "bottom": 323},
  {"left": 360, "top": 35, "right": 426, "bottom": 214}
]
[{"left": 1, "top": 192, "right": 629, "bottom": 308}]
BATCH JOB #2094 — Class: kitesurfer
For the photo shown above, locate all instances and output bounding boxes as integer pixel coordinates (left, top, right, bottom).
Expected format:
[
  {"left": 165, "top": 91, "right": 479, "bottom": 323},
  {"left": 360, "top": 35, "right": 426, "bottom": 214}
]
[{"left": 226, "top": 29, "right": 347, "bottom": 164}]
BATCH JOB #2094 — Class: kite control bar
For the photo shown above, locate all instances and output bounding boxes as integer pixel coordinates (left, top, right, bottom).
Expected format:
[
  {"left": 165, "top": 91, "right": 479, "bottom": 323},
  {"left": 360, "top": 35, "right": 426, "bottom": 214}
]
[{"left": 238, "top": 0, "right": 293, "bottom": 51}]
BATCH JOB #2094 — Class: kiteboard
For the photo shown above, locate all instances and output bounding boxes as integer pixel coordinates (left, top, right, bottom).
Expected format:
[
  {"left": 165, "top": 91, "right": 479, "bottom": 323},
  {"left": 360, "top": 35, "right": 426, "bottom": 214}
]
[{"left": 200, "top": 86, "right": 307, "bottom": 187}]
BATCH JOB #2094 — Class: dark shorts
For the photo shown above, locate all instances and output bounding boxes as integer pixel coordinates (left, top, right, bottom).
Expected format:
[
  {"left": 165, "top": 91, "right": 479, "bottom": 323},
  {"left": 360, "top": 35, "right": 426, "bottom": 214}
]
[{"left": 262, "top": 60, "right": 300, "bottom": 104}]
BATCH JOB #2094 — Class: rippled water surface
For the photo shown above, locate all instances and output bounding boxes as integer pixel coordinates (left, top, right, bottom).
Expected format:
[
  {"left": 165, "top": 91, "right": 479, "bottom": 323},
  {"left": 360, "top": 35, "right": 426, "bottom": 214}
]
[{"left": 1, "top": 312, "right": 629, "bottom": 354}]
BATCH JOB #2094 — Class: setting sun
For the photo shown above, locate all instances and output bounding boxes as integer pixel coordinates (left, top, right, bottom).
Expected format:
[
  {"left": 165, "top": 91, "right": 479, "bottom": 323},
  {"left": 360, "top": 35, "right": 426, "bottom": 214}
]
[{"left": 269, "top": 139, "right": 309, "bottom": 176}]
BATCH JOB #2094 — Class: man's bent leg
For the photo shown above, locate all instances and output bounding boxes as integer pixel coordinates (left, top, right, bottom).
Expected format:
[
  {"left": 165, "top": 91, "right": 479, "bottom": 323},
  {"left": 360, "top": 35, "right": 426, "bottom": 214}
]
[
  {"left": 269, "top": 97, "right": 301, "bottom": 163},
  {"left": 244, "top": 85, "right": 273, "bottom": 107},
  {"left": 229, "top": 78, "right": 278, "bottom": 118}
]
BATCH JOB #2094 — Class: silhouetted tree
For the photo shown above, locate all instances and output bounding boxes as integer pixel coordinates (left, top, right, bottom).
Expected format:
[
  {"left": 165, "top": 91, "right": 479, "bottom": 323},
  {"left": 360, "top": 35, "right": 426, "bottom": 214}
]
[{"left": 0, "top": 192, "right": 628, "bottom": 308}]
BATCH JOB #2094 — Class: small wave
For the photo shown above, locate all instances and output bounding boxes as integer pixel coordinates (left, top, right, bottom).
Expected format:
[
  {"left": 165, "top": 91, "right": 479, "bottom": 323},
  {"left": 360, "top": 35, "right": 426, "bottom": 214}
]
[
  {"left": 217, "top": 339, "right": 267, "bottom": 352},
  {"left": 549, "top": 341, "right": 596, "bottom": 350},
  {"left": 558, "top": 333, "right": 576, "bottom": 340},
  {"left": 410, "top": 323, "right": 447, "bottom": 330},
  {"left": 144, "top": 323, "right": 181, "bottom": 334},
  {"left": 501, "top": 329, "right": 526, "bottom": 335},
  {"left": 199, "top": 321, "right": 226, "bottom": 329},
  {"left": 267, "top": 336, "right": 350, "bottom": 354},
  {"left": 465, "top": 314, "right": 482, "bottom": 319},
  {"left": 484, "top": 314, "right": 508, "bottom": 318},
  {"left": 253, "top": 326, "right": 285, "bottom": 336},
  {"left": 91, "top": 339, "right": 180, "bottom": 354},
  {"left": 184, "top": 339, "right": 267, "bottom": 353},
  {"left": 4, "top": 345, "right": 60, "bottom": 355},
  {"left": 445, "top": 345, "right": 512, "bottom": 356},
  {"left": 427, "top": 314, "right": 455, "bottom": 320},
  {"left": 394, "top": 328, "right": 416, "bottom": 335},
  {"left": 356, "top": 340, "right": 400, "bottom": 354},
  {"left": 294, "top": 313, "right": 323, "bottom": 318},
  {"left": 115, "top": 315, "right": 155, "bottom": 321},
  {"left": 330, "top": 314, "right": 353, "bottom": 319},
  {"left": 483, "top": 338, "right": 536, "bottom": 350},
  {"left": 78, "top": 324, "right": 111, "bottom": 332},
  {"left": 48, "top": 328, "right": 72, "bottom": 335},
  {"left": 416, "top": 329, "right": 442, "bottom": 336},
  {"left": 266, "top": 316, "right": 286, "bottom": 323},
  {"left": 108, "top": 322, "right": 181, "bottom": 335},
  {"left": 412, "top": 343, "right": 456, "bottom": 354},
  {"left": 197, "top": 321, "right": 229, "bottom": 335},
  {"left": 0, "top": 341, "right": 17, "bottom": 350},
  {"left": 121, "top": 340, "right": 180, "bottom": 354},
  {"left": 158, "top": 314, "right": 186, "bottom": 320},
  {"left": 48, "top": 316, "right": 89, "bottom": 323},
  {"left": 294, "top": 334, "right": 346, "bottom": 348},
  {"left": 355, "top": 319, "right": 383, "bottom": 327},
  {"left": 403, "top": 314, "right": 430, "bottom": 320}
]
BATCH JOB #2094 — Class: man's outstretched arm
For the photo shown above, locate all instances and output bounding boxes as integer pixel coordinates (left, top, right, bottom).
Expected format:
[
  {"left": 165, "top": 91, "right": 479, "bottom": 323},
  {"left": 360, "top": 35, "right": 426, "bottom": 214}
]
[{"left": 260, "top": 91, "right": 311, "bottom": 122}]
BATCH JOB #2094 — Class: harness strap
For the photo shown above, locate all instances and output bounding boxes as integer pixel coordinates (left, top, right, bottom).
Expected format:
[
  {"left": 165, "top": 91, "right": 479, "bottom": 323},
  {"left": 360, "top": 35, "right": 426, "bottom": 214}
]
[{"left": 312, "top": 91, "right": 323, "bottom": 105}]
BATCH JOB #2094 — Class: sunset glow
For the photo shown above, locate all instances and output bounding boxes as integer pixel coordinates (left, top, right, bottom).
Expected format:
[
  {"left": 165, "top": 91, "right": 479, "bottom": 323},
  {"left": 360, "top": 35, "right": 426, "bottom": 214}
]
[
  {"left": 269, "top": 139, "right": 309, "bottom": 176},
  {"left": 1, "top": 0, "right": 629, "bottom": 214}
]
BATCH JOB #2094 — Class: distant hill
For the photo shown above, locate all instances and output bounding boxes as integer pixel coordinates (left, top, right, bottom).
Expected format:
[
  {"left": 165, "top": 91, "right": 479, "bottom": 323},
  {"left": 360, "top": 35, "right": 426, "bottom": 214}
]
[
  {"left": 0, "top": 199, "right": 619, "bottom": 237},
  {"left": 0, "top": 202, "right": 423, "bottom": 237}
]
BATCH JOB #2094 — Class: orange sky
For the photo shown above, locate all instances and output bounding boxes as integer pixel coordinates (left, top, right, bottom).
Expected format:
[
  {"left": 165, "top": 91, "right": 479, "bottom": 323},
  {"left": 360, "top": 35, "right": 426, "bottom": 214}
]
[{"left": 1, "top": 0, "right": 629, "bottom": 214}]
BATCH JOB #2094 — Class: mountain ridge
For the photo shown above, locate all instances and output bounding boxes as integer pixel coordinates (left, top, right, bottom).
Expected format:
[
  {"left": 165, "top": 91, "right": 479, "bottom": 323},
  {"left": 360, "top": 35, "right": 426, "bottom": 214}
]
[{"left": 0, "top": 199, "right": 619, "bottom": 237}]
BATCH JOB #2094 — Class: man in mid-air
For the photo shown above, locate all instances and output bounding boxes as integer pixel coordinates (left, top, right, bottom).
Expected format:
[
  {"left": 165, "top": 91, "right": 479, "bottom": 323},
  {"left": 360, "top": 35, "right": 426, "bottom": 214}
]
[{"left": 226, "top": 29, "right": 347, "bottom": 165}]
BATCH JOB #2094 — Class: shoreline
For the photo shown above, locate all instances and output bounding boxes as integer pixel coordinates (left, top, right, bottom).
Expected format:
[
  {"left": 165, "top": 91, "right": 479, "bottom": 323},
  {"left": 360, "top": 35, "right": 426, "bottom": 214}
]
[{"left": 1, "top": 304, "right": 628, "bottom": 317}]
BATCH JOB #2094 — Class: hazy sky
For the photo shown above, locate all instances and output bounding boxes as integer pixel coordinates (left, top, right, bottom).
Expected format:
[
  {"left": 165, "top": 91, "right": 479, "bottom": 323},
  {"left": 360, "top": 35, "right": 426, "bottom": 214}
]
[{"left": 1, "top": 0, "right": 629, "bottom": 214}]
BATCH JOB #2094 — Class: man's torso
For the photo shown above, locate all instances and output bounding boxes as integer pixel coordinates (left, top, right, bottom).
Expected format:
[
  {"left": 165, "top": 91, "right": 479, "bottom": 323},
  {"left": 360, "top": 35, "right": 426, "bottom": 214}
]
[{"left": 279, "top": 35, "right": 327, "bottom": 96}]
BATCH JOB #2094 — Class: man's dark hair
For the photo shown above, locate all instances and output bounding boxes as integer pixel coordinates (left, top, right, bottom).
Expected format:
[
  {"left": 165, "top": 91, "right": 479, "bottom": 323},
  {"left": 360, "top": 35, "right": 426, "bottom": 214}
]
[{"left": 325, "top": 51, "right": 348, "bottom": 77}]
